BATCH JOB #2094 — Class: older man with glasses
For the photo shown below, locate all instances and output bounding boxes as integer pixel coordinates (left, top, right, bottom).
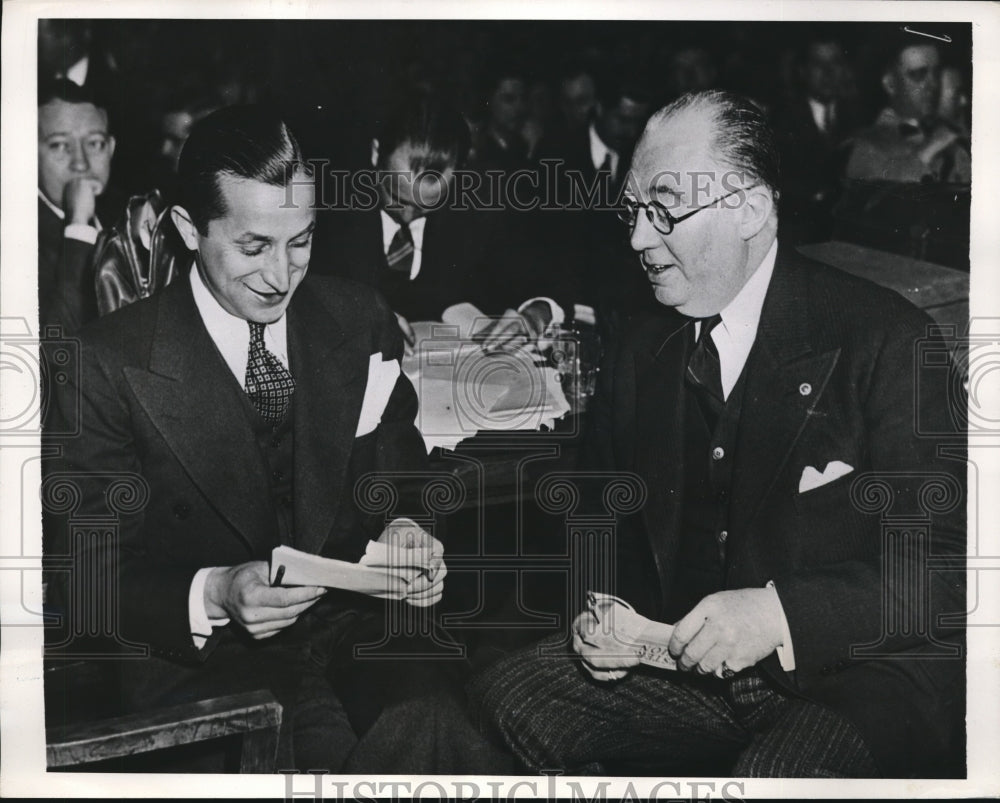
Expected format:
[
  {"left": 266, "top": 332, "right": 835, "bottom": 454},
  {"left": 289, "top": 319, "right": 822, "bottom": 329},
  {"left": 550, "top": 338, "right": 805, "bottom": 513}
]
[{"left": 471, "top": 89, "right": 966, "bottom": 779}]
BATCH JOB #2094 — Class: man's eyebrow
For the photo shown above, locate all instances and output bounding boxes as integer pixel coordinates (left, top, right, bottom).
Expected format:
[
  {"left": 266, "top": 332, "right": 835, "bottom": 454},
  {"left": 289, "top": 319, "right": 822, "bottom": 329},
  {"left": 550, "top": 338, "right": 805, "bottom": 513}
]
[
  {"left": 234, "top": 221, "right": 315, "bottom": 243},
  {"left": 651, "top": 183, "right": 683, "bottom": 201},
  {"left": 291, "top": 221, "right": 316, "bottom": 240},
  {"left": 43, "top": 130, "right": 109, "bottom": 138}
]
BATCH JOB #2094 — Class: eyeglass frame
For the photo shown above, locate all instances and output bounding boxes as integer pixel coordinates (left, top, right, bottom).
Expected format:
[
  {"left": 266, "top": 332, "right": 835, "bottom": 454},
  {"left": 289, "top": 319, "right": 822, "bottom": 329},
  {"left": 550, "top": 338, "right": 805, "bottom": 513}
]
[{"left": 618, "top": 186, "right": 753, "bottom": 235}]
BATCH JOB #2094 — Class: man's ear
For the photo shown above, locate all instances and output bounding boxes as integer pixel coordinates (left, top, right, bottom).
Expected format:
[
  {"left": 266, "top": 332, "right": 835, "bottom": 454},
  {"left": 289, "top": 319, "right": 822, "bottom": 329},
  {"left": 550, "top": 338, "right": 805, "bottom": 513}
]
[
  {"left": 107, "top": 135, "right": 117, "bottom": 161},
  {"left": 881, "top": 71, "right": 896, "bottom": 99},
  {"left": 738, "top": 184, "right": 774, "bottom": 240},
  {"left": 170, "top": 205, "right": 200, "bottom": 251},
  {"left": 370, "top": 138, "right": 380, "bottom": 168}
]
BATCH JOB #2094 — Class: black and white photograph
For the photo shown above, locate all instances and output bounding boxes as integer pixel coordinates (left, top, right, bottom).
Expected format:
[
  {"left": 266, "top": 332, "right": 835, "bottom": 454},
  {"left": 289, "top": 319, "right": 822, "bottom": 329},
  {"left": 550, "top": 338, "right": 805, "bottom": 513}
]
[{"left": 1, "top": 1, "right": 998, "bottom": 798}]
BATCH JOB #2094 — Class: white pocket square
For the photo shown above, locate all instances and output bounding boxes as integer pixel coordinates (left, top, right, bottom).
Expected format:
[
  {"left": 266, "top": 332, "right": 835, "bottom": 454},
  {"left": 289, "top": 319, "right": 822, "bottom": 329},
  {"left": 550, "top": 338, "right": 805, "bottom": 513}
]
[
  {"left": 798, "top": 460, "right": 854, "bottom": 493},
  {"left": 356, "top": 353, "right": 401, "bottom": 437}
]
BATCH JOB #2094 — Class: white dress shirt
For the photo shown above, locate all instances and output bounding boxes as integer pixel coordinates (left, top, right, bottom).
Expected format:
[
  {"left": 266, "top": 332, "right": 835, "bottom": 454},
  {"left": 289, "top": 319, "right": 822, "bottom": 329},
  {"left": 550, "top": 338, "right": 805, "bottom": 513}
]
[
  {"left": 186, "top": 264, "right": 291, "bottom": 648},
  {"left": 380, "top": 210, "right": 427, "bottom": 280},
  {"left": 694, "top": 238, "right": 795, "bottom": 671},
  {"left": 588, "top": 122, "right": 619, "bottom": 181},
  {"left": 807, "top": 97, "right": 836, "bottom": 135},
  {"left": 380, "top": 209, "right": 566, "bottom": 327}
]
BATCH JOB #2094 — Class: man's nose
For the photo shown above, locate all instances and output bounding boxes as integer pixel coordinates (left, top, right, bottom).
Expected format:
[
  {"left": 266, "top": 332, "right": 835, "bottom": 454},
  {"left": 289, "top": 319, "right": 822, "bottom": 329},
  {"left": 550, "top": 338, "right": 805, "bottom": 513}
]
[
  {"left": 629, "top": 210, "right": 662, "bottom": 253},
  {"left": 68, "top": 141, "right": 89, "bottom": 173},
  {"left": 261, "top": 249, "right": 292, "bottom": 292}
]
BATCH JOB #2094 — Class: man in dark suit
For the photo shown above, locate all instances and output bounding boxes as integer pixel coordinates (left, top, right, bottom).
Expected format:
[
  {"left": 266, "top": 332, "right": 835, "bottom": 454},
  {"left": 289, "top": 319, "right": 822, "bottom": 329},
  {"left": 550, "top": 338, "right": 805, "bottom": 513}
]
[
  {"left": 42, "top": 105, "right": 483, "bottom": 772},
  {"left": 38, "top": 79, "right": 123, "bottom": 334},
  {"left": 471, "top": 90, "right": 966, "bottom": 777},
  {"left": 534, "top": 76, "right": 654, "bottom": 324},
  {"left": 310, "top": 93, "right": 579, "bottom": 351},
  {"left": 771, "top": 37, "right": 858, "bottom": 244}
]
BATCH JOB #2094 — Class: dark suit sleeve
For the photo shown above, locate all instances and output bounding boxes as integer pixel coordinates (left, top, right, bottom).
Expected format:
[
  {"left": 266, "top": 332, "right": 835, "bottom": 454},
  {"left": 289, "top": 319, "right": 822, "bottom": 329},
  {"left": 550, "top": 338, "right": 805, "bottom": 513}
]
[
  {"left": 771, "top": 308, "right": 966, "bottom": 687},
  {"left": 40, "top": 233, "right": 99, "bottom": 336},
  {"left": 43, "top": 336, "right": 203, "bottom": 662}
]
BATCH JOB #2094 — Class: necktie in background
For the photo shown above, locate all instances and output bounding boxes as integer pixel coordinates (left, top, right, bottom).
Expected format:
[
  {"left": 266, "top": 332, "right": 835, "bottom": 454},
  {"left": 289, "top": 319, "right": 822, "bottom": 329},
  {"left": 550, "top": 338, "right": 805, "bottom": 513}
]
[
  {"left": 687, "top": 314, "right": 725, "bottom": 410},
  {"left": 386, "top": 221, "right": 414, "bottom": 276},
  {"left": 245, "top": 321, "right": 295, "bottom": 424}
]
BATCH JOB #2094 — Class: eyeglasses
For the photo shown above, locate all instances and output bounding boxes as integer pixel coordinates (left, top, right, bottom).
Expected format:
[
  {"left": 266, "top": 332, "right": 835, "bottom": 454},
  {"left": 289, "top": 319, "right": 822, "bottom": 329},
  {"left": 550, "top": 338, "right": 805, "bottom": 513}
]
[{"left": 618, "top": 187, "right": 748, "bottom": 235}]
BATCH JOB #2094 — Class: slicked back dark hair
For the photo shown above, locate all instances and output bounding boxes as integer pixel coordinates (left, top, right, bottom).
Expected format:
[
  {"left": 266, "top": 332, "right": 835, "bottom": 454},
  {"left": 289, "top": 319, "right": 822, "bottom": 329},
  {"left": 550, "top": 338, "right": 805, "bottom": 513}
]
[
  {"left": 652, "top": 89, "right": 781, "bottom": 206},
  {"left": 375, "top": 92, "right": 471, "bottom": 174},
  {"left": 176, "top": 104, "right": 310, "bottom": 235}
]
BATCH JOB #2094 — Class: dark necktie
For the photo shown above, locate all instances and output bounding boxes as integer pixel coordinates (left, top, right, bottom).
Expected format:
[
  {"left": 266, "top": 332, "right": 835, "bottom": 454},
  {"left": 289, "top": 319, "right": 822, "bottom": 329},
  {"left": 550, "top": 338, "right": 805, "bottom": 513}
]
[
  {"left": 599, "top": 151, "right": 615, "bottom": 182},
  {"left": 687, "top": 315, "right": 724, "bottom": 406},
  {"left": 245, "top": 321, "right": 295, "bottom": 424},
  {"left": 386, "top": 221, "right": 414, "bottom": 276}
]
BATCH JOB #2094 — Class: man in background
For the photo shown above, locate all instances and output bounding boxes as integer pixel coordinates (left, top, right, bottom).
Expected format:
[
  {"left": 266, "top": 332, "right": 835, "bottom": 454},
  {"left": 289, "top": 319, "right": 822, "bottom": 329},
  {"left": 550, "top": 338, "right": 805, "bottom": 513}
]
[
  {"left": 38, "top": 78, "right": 121, "bottom": 333},
  {"left": 846, "top": 35, "right": 969, "bottom": 184}
]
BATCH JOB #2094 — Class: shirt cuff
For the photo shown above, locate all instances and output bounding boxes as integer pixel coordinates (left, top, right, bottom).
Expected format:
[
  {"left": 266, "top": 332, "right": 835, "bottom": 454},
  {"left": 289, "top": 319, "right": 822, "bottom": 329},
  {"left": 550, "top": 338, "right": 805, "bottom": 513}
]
[
  {"left": 518, "top": 297, "right": 565, "bottom": 327},
  {"left": 64, "top": 223, "right": 98, "bottom": 244},
  {"left": 190, "top": 567, "right": 230, "bottom": 650},
  {"left": 766, "top": 580, "right": 796, "bottom": 671}
]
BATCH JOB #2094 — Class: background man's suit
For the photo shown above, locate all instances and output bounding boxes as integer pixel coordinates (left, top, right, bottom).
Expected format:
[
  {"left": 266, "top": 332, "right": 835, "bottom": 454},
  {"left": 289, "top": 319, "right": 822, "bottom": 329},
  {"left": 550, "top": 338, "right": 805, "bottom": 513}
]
[
  {"left": 310, "top": 205, "right": 579, "bottom": 324},
  {"left": 38, "top": 191, "right": 122, "bottom": 333},
  {"left": 473, "top": 245, "right": 966, "bottom": 777},
  {"left": 43, "top": 273, "right": 436, "bottom": 768}
]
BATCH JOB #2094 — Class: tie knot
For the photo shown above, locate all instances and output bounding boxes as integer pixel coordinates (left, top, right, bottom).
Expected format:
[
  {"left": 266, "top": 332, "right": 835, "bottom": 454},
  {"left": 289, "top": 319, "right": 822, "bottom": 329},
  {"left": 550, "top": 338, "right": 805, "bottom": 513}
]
[
  {"left": 698, "top": 314, "right": 722, "bottom": 345},
  {"left": 248, "top": 320, "right": 267, "bottom": 345}
]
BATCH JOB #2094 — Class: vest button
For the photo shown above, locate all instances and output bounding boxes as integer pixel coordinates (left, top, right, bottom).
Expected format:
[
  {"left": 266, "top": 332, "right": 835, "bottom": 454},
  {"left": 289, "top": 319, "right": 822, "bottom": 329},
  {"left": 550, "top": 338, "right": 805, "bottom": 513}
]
[
  {"left": 718, "top": 529, "right": 728, "bottom": 543},
  {"left": 712, "top": 446, "right": 725, "bottom": 461}
]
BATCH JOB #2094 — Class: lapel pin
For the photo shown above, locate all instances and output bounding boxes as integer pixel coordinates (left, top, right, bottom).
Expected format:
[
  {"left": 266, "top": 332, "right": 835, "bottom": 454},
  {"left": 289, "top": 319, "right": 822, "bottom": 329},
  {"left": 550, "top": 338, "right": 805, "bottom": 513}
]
[{"left": 799, "top": 382, "right": 812, "bottom": 397}]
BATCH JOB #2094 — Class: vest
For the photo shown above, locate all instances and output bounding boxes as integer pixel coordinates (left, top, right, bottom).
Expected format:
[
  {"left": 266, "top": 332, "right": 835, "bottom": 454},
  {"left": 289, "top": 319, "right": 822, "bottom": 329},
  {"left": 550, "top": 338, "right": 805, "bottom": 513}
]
[
  {"left": 664, "top": 333, "right": 746, "bottom": 624},
  {"left": 236, "top": 389, "right": 296, "bottom": 549}
]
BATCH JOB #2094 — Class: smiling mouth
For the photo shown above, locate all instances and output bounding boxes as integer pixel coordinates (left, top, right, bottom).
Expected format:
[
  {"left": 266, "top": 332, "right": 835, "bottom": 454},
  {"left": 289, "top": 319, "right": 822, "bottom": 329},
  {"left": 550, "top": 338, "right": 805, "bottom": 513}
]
[
  {"left": 643, "top": 261, "right": 674, "bottom": 276},
  {"left": 246, "top": 285, "right": 287, "bottom": 301}
]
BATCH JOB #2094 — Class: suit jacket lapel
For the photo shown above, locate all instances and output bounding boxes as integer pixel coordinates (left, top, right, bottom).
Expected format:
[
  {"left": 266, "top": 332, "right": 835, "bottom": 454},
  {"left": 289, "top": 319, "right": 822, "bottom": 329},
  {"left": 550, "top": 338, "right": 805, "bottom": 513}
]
[
  {"left": 635, "top": 314, "right": 691, "bottom": 600},
  {"left": 122, "top": 280, "right": 276, "bottom": 555},
  {"left": 286, "top": 284, "right": 367, "bottom": 556},
  {"left": 729, "top": 247, "right": 842, "bottom": 533}
]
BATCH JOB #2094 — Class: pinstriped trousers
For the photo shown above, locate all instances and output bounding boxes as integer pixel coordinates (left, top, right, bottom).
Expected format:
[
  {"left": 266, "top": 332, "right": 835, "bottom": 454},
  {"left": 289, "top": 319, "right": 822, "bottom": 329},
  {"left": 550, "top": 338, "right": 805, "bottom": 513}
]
[{"left": 468, "top": 635, "right": 878, "bottom": 778}]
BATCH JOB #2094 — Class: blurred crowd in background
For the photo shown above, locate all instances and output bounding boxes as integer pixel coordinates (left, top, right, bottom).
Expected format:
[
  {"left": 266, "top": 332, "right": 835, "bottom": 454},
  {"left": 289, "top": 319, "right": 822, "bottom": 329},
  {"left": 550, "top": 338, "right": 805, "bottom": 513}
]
[{"left": 37, "top": 18, "right": 973, "bottom": 337}]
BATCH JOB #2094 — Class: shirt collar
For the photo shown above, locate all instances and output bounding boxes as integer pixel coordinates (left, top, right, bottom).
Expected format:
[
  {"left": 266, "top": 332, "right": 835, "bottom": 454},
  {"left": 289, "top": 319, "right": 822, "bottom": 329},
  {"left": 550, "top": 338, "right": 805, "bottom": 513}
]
[
  {"left": 589, "top": 122, "right": 616, "bottom": 170},
  {"left": 716, "top": 237, "right": 778, "bottom": 344},
  {"left": 189, "top": 263, "right": 289, "bottom": 382},
  {"left": 38, "top": 189, "right": 64, "bottom": 220},
  {"left": 379, "top": 209, "right": 427, "bottom": 253},
  {"left": 65, "top": 56, "right": 90, "bottom": 87}
]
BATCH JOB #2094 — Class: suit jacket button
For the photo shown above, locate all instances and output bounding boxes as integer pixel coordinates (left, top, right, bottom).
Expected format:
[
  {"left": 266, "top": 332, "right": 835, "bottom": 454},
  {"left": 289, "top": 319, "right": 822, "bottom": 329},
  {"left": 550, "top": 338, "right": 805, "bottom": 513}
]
[
  {"left": 712, "top": 446, "right": 725, "bottom": 461},
  {"left": 718, "top": 529, "right": 728, "bottom": 544},
  {"left": 173, "top": 503, "right": 190, "bottom": 519}
]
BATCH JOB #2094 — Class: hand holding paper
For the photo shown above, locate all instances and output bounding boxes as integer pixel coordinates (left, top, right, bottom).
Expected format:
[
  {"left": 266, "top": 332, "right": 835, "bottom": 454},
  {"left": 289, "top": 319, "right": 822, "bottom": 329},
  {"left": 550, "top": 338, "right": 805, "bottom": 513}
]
[
  {"left": 377, "top": 518, "right": 447, "bottom": 607},
  {"left": 205, "top": 560, "right": 326, "bottom": 640},
  {"left": 268, "top": 518, "right": 446, "bottom": 606},
  {"left": 572, "top": 592, "right": 677, "bottom": 681}
]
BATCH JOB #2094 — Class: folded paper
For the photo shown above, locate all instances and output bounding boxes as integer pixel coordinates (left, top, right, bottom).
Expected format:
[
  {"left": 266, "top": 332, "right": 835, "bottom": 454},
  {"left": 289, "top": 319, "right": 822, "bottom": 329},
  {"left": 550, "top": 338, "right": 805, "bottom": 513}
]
[{"left": 585, "top": 591, "right": 678, "bottom": 670}]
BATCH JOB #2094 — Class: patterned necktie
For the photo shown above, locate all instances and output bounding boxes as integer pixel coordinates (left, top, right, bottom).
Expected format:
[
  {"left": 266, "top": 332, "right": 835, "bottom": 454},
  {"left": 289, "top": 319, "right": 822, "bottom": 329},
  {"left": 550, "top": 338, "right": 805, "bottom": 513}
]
[
  {"left": 386, "top": 220, "right": 414, "bottom": 276},
  {"left": 686, "top": 314, "right": 724, "bottom": 406},
  {"left": 245, "top": 321, "right": 295, "bottom": 424}
]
